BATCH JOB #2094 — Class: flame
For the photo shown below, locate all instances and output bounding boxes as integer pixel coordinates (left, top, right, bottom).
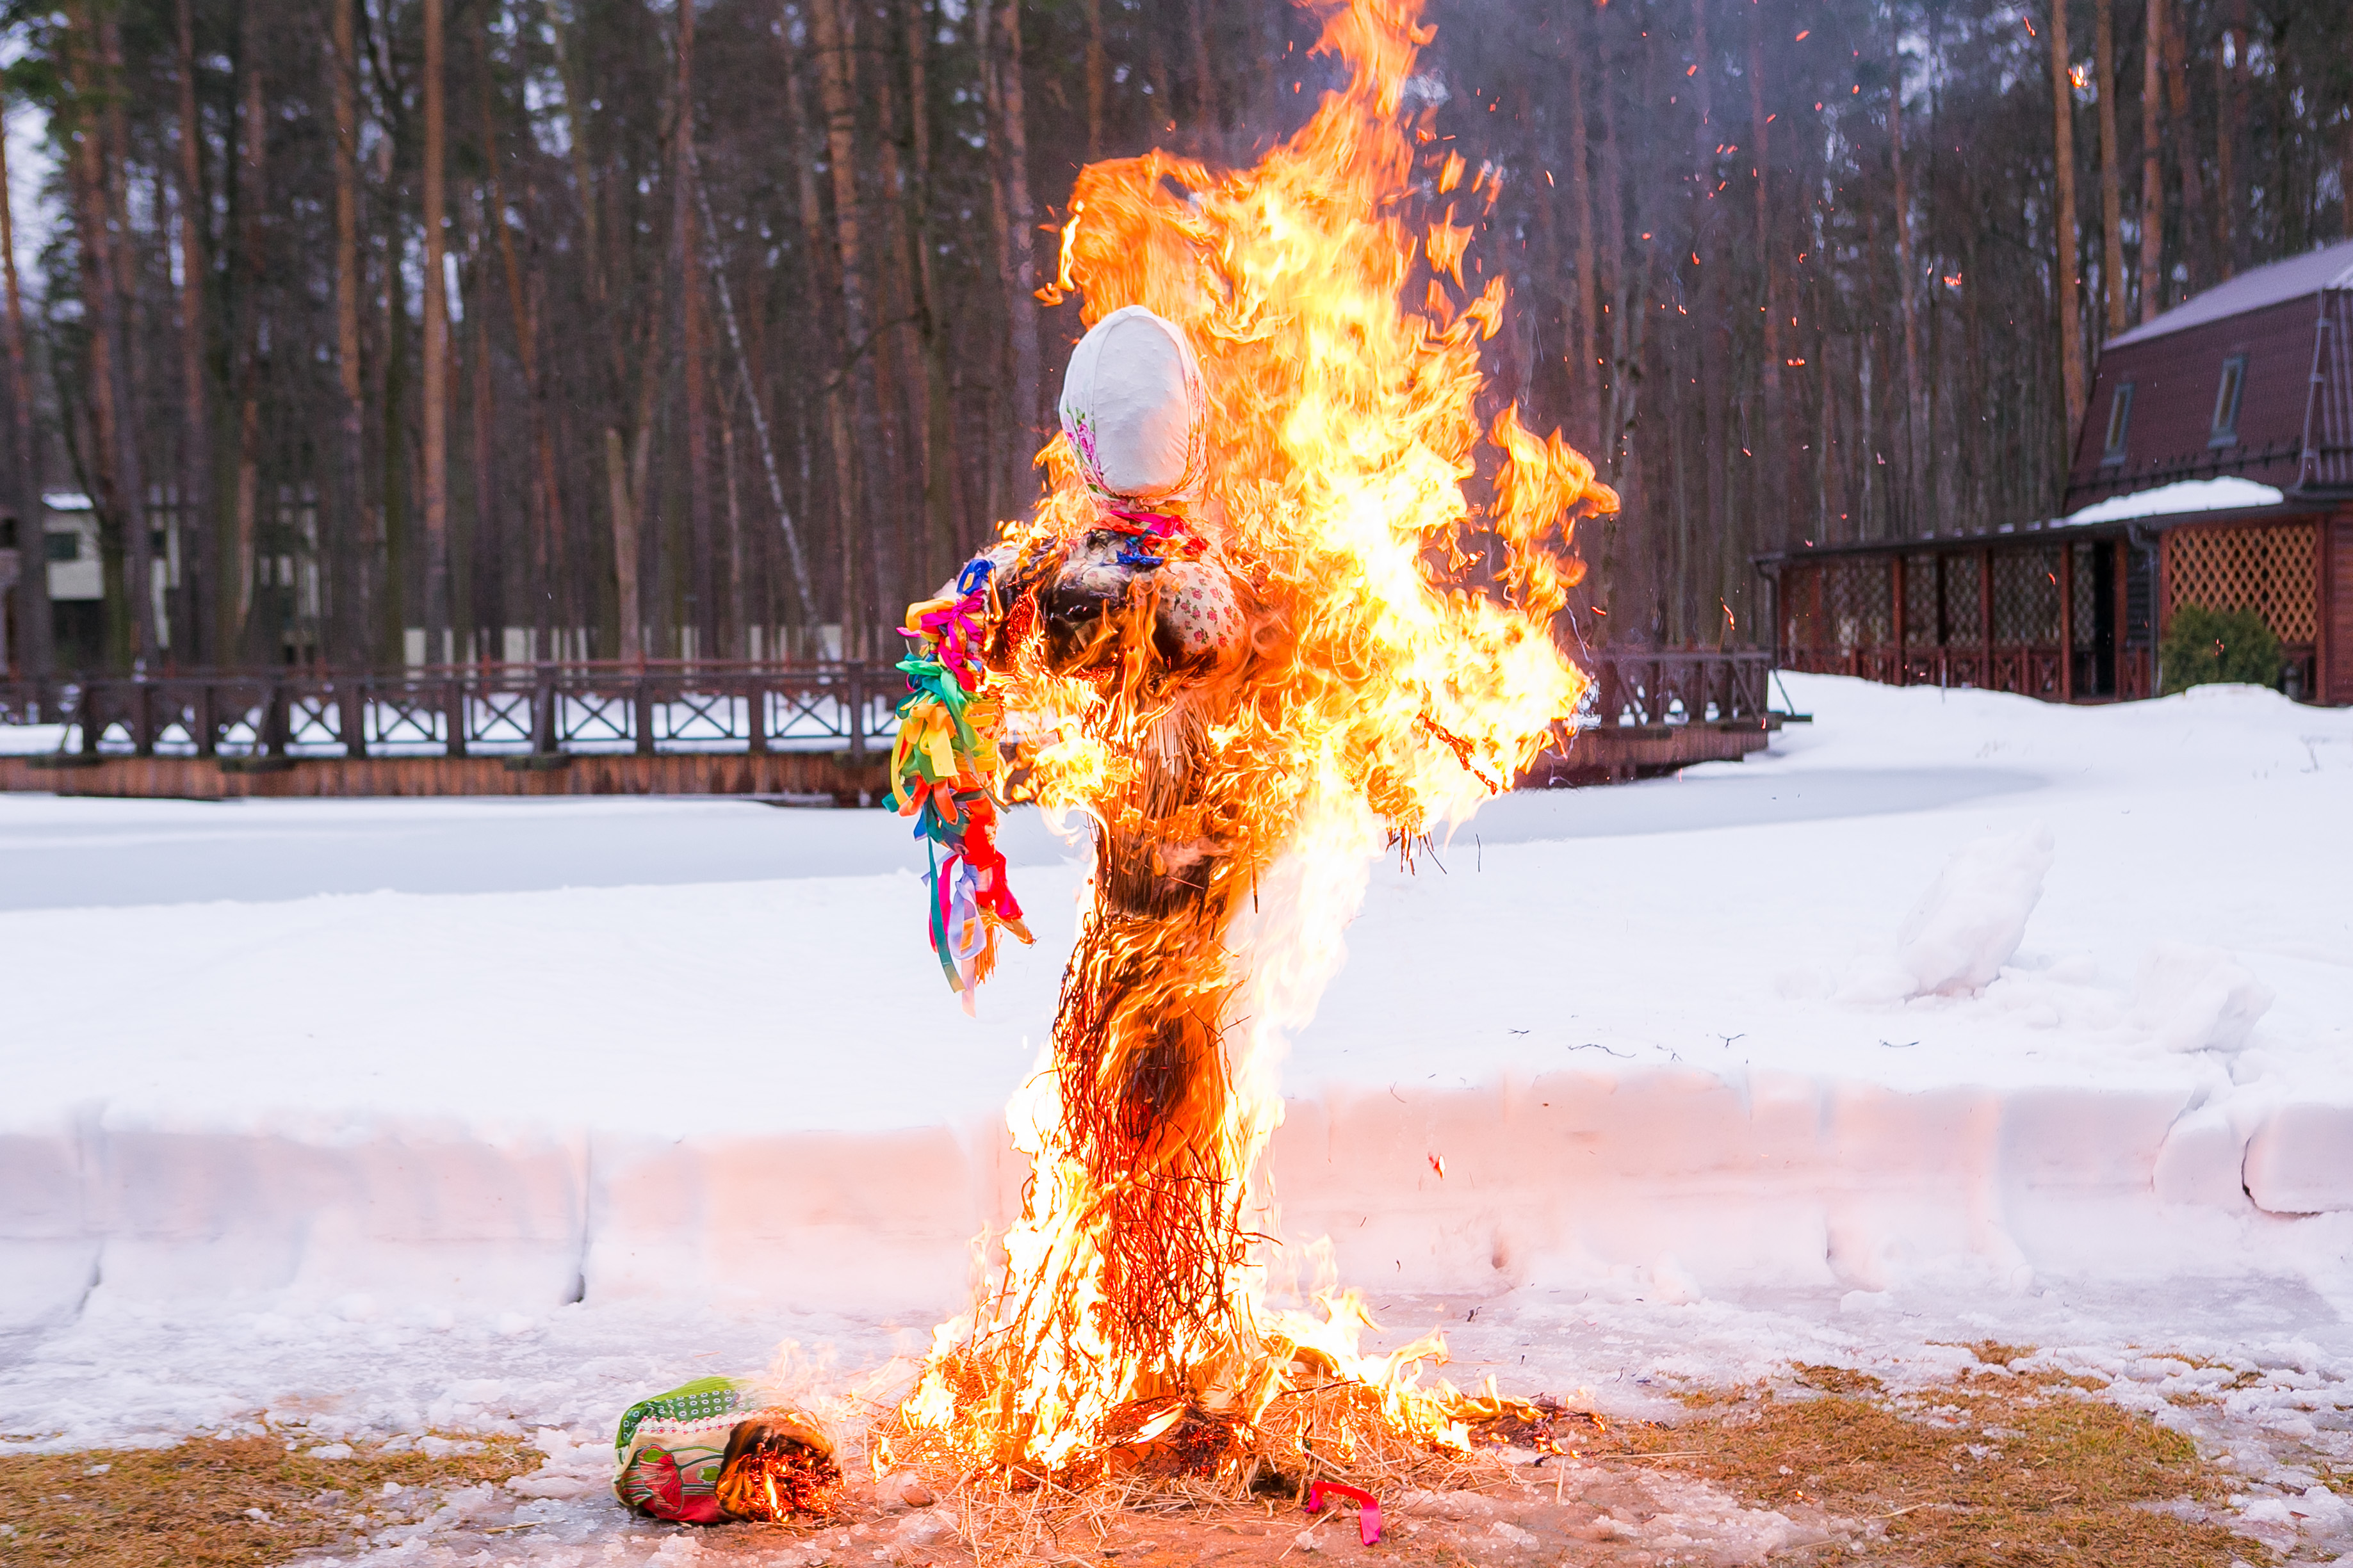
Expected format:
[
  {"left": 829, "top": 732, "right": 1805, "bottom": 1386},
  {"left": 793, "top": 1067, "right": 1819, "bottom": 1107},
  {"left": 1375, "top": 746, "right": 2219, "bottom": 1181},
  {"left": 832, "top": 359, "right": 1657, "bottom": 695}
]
[{"left": 892, "top": 0, "right": 1614, "bottom": 1483}]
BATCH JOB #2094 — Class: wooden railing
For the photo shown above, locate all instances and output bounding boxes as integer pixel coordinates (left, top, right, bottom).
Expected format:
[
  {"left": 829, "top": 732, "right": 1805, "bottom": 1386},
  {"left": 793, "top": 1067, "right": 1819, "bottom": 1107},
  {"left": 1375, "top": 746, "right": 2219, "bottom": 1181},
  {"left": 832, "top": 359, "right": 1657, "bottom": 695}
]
[
  {"left": 0, "top": 661, "right": 906, "bottom": 762},
  {"left": 3, "top": 649, "right": 1778, "bottom": 766},
  {"left": 1582, "top": 649, "right": 1775, "bottom": 727}
]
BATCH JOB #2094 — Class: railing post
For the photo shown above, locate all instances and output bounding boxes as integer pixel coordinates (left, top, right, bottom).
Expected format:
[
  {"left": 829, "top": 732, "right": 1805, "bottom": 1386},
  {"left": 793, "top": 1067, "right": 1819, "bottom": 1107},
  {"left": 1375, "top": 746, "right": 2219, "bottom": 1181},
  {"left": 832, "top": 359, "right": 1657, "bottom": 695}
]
[
  {"left": 745, "top": 671, "right": 768, "bottom": 756},
  {"left": 633, "top": 674, "right": 656, "bottom": 756},
  {"left": 342, "top": 673, "right": 368, "bottom": 759},
  {"left": 265, "top": 681, "right": 290, "bottom": 758},
  {"left": 133, "top": 678, "right": 155, "bottom": 757},
  {"left": 532, "top": 666, "right": 558, "bottom": 756},
  {"left": 847, "top": 667, "right": 865, "bottom": 756},
  {"left": 195, "top": 677, "right": 217, "bottom": 758},
  {"left": 445, "top": 668, "right": 469, "bottom": 759},
  {"left": 76, "top": 681, "right": 101, "bottom": 757}
]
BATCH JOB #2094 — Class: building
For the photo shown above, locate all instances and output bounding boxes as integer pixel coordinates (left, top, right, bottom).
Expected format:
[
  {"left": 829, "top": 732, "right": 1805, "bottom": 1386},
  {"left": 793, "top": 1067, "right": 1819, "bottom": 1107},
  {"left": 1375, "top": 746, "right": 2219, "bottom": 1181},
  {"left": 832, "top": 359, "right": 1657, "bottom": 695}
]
[
  {"left": 2, "top": 492, "right": 197, "bottom": 673},
  {"left": 1757, "top": 238, "right": 2353, "bottom": 706}
]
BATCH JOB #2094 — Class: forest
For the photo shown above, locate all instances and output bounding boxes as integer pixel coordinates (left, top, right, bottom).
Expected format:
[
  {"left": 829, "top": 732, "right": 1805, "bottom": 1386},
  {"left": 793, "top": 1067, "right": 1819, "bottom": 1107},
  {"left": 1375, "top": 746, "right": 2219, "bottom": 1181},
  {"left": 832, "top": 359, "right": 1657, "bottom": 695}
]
[{"left": 0, "top": 0, "right": 2348, "bottom": 677}]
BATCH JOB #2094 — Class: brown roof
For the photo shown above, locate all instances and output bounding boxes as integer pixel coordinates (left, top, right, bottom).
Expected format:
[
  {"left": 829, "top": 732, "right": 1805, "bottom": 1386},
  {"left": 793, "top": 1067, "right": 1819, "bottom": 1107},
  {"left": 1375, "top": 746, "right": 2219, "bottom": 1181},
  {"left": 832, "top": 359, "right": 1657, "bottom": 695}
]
[{"left": 2106, "top": 238, "right": 2353, "bottom": 349}]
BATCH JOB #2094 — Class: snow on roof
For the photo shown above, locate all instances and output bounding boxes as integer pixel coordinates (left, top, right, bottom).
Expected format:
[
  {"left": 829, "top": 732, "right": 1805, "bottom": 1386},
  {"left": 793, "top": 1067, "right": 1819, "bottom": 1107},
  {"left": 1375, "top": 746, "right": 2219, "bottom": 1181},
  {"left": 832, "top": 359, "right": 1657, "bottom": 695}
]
[
  {"left": 2104, "top": 238, "right": 2353, "bottom": 350},
  {"left": 40, "top": 491, "right": 92, "bottom": 512},
  {"left": 2062, "top": 474, "right": 2284, "bottom": 526}
]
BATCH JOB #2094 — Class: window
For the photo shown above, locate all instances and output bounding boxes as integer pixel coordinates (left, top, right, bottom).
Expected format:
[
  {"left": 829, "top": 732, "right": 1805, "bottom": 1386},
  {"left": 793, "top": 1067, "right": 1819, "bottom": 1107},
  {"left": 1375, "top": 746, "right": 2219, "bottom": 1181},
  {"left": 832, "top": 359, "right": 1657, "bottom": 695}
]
[
  {"left": 45, "top": 531, "right": 79, "bottom": 563},
  {"left": 2210, "top": 355, "right": 2247, "bottom": 445},
  {"left": 2101, "top": 382, "right": 2135, "bottom": 465}
]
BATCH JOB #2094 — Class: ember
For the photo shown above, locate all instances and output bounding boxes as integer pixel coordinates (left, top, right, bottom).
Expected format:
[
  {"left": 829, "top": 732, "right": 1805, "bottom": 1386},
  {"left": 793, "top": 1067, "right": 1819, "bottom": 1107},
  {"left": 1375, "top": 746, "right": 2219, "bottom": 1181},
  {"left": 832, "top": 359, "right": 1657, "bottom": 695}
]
[
  {"left": 710, "top": 1423, "right": 847, "bottom": 1524},
  {"left": 881, "top": 0, "right": 1614, "bottom": 1496}
]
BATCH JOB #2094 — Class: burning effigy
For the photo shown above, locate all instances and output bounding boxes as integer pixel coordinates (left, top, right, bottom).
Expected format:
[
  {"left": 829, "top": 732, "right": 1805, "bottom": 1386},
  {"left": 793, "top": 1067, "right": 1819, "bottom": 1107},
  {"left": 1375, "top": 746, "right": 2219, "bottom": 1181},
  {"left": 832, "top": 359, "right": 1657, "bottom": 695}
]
[{"left": 883, "top": 0, "right": 1615, "bottom": 1499}]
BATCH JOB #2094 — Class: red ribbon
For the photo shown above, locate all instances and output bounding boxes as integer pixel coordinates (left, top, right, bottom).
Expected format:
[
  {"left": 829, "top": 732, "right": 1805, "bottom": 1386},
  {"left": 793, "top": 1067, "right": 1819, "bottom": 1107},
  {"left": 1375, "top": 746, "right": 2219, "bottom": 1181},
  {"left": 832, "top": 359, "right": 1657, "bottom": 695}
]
[{"left": 1305, "top": 1480, "right": 1381, "bottom": 1546}]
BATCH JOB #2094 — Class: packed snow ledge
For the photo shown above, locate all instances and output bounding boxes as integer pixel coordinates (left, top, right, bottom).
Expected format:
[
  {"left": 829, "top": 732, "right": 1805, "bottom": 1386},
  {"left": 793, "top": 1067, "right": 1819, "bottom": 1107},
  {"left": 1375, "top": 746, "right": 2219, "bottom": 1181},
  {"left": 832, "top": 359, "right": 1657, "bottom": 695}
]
[{"left": 1, "top": 673, "right": 2349, "bottom": 1551}]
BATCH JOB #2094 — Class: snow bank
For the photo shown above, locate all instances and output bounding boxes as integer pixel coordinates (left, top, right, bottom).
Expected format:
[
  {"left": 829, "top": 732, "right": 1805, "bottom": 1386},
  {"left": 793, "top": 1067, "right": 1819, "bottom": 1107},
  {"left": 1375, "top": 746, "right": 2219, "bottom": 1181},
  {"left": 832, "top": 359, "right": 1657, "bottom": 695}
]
[
  {"left": 2133, "top": 942, "right": 2276, "bottom": 1053},
  {"left": 2, "top": 673, "right": 2350, "bottom": 1336},
  {"left": 1891, "top": 821, "right": 2053, "bottom": 996}
]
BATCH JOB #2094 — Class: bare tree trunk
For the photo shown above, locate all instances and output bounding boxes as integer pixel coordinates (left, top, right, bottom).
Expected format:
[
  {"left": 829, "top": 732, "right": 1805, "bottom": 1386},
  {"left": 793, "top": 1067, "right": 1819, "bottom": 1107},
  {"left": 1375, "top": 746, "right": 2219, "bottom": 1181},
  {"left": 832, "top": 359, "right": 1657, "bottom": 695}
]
[
  {"left": 721, "top": 406, "right": 745, "bottom": 655},
  {"left": 1747, "top": 1, "right": 1784, "bottom": 549},
  {"left": 2046, "top": 0, "right": 2087, "bottom": 446},
  {"left": 2092, "top": 0, "right": 2128, "bottom": 335},
  {"left": 469, "top": 238, "right": 497, "bottom": 661},
  {"left": 1889, "top": 14, "right": 1922, "bottom": 533},
  {"left": 2158, "top": 0, "right": 2206, "bottom": 289},
  {"left": 0, "top": 77, "right": 51, "bottom": 685},
  {"left": 995, "top": 0, "right": 1042, "bottom": 455},
  {"left": 482, "top": 72, "right": 560, "bottom": 668},
  {"left": 782, "top": 35, "right": 856, "bottom": 654},
  {"left": 104, "top": 13, "right": 157, "bottom": 665},
  {"left": 2137, "top": 0, "right": 2164, "bottom": 322},
  {"left": 67, "top": 4, "right": 157, "bottom": 670},
  {"left": 1085, "top": 0, "right": 1106, "bottom": 158},
  {"left": 422, "top": 0, "right": 450, "bottom": 663},
  {"left": 1185, "top": 0, "right": 1219, "bottom": 158},
  {"left": 377, "top": 112, "right": 409, "bottom": 663},
  {"left": 874, "top": 19, "right": 930, "bottom": 611},
  {"left": 540, "top": 1, "right": 638, "bottom": 661},
  {"left": 676, "top": 0, "right": 715, "bottom": 661},
  {"left": 1690, "top": 0, "right": 1727, "bottom": 624},
  {"left": 231, "top": 22, "right": 266, "bottom": 663},
  {"left": 2217, "top": 0, "right": 2244, "bottom": 277},
  {"left": 327, "top": 0, "right": 372, "bottom": 667},
  {"left": 1143, "top": 6, "right": 1171, "bottom": 134},
  {"left": 811, "top": 0, "right": 890, "bottom": 651},
  {"left": 172, "top": 0, "right": 215, "bottom": 667},
  {"left": 1565, "top": 19, "right": 1599, "bottom": 449},
  {"left": 900, "top": 0, "right": 961, "bottom": 591},
  {"left": 1597, "top": 7, "right": 1629, "bottom": 481}
]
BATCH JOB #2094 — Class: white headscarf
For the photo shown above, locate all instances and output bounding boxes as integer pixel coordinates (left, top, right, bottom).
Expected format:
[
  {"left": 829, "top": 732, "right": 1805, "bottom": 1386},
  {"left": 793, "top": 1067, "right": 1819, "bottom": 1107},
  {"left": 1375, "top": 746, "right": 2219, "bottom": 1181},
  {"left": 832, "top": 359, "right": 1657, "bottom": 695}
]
[{"left": 1057, "top": 305, "right": 1208, "bottom": 505}]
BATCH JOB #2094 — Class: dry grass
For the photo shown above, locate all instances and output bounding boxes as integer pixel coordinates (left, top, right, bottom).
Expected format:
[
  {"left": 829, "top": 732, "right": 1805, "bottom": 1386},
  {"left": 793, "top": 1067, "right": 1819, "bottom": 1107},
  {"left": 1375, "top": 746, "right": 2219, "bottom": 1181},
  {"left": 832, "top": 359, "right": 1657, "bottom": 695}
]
[
  {"left": 0, "top": 1433, "right": 533, "bottom": 1567},
  {"left": 0, "top": 1365, "right": 2265, "bottom": 1568},
  {"left": 1791, "top": 1363, "right": 1887, "bottom": 1396},
  {"left": 1577, "top": 1370, "right": 2256, "bottom": 1568}
]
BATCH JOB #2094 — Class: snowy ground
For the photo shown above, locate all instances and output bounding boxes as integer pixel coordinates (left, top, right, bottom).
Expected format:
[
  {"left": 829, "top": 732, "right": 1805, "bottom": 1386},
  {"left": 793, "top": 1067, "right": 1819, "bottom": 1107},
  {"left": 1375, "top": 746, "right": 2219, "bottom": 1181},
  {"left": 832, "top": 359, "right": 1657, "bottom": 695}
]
[{"left": 3, "top": 673, "right": 2351, "bottom": 1562}]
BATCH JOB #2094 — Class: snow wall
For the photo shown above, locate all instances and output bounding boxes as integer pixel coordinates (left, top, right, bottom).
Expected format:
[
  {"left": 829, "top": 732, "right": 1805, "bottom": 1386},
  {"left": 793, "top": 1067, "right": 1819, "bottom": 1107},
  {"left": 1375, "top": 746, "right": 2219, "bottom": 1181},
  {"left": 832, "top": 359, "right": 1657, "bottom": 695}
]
[{"left": 7, "top": 1070, "right": 2350, "bottom": 1330}]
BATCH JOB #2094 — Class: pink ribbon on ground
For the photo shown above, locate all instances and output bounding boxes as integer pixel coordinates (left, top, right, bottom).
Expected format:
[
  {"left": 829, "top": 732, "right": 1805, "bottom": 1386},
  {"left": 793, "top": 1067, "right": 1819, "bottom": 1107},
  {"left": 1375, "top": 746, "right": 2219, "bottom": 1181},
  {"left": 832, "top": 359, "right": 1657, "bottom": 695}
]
[{"left": 1305, "top": 1480, "right": 1381, "bottom": 1546}]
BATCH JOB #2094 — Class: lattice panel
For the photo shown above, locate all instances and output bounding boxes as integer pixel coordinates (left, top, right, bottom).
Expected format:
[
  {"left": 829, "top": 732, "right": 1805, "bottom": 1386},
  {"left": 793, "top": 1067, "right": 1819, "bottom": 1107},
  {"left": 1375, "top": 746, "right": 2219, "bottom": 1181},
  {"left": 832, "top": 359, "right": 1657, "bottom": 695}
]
[
  {"left": 1903, "top": 555, "right": 1937, "bottom": 646},
  {"left": 1780, "top": 564, "right": 1819, "bottom": 650},
  {"left": 1942, "top": 553, "right": 1983, "bottom": 644},
  {"left": 2071, "top": 544, "right": 2099, "bottom": 649},
  {"left": 1992, "top": 547, "right": 2063, "bottom": 645},
  {"left": 2167, "top": 523, "right": 2319, "bottom": 642},
  {"left": 1823, "top": 559, "right": 1893, "bottom": 649}
]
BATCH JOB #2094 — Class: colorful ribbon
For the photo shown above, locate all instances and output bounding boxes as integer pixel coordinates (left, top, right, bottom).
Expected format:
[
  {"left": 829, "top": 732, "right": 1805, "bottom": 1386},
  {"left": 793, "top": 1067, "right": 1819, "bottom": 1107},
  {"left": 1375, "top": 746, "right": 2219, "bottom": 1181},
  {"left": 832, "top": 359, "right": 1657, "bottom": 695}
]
[
  {"left": 1101, "top": 509, "right": 1202, "bottom": 571},
  {"left": 893, "top": 558, "right": 1032, "bottom": 1011}
]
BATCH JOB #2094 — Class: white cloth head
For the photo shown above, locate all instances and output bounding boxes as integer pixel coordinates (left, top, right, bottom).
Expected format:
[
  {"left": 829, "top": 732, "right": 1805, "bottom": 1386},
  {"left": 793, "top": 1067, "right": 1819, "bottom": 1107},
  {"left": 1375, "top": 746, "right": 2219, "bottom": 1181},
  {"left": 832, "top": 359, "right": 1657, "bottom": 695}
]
[{"left": 1057, "top": 305, "right": 1207, "bottom": 505}]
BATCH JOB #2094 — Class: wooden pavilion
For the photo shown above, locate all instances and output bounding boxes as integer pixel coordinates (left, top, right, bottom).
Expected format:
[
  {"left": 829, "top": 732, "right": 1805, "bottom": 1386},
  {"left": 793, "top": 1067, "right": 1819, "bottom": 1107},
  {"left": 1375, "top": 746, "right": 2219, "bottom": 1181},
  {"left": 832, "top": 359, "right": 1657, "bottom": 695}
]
[{"left": 1756, "top": 239, "right": 2353, "bottom": 706}]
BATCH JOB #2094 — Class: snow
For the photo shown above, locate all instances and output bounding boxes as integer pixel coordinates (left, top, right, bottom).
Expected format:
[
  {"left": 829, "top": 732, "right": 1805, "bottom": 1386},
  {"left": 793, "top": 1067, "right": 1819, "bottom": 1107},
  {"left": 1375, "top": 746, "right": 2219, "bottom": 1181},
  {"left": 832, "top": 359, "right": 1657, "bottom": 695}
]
[
  {"left": 0, "top": 723, "right": 68, "bottom": 755},
  {"left": 2062, "top": 474, "right": 2286, "bottom": 524},
  {"left": 3, "top": 672, "right": 2352, "bottom": 1559},
  {"left": 1883, "top": 820, "right": 2054, "bottom": 997}
]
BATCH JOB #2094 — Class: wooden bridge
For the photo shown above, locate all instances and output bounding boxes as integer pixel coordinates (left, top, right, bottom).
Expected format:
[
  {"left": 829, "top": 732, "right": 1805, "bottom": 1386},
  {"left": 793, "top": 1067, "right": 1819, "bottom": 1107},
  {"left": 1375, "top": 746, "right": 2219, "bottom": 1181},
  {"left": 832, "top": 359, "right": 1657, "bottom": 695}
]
[{"left": 0, "top": 652, "right": 1775, "bottom": 801}]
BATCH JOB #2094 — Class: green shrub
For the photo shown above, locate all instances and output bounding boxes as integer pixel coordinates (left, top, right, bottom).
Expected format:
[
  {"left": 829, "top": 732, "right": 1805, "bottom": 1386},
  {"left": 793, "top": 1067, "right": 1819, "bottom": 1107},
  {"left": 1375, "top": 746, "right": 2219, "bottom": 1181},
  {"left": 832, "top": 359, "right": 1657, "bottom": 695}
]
[{"left": 2160, "top": 603, "right": 2283, "bottom": 694}]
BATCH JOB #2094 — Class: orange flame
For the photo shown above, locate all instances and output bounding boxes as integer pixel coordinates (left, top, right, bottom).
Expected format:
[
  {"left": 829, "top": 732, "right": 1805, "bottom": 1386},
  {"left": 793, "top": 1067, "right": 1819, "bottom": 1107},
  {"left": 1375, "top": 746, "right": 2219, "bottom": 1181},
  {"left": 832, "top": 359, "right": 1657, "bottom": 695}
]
[{"left": 895, "top": 0, "right": 1615, "bottom": 1479}]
